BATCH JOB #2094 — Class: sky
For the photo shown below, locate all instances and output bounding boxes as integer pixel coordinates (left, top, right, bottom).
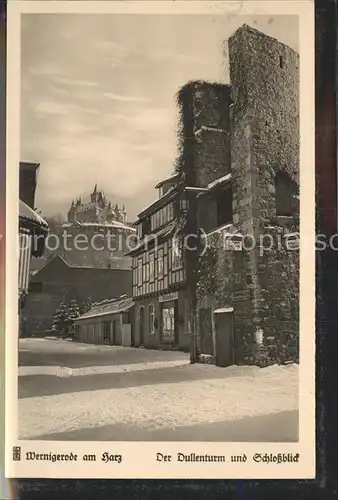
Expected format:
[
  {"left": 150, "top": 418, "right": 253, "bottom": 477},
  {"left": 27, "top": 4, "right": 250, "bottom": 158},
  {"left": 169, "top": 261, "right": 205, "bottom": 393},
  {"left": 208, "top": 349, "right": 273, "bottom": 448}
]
[{"left": 20, "top": 13, "right": 298, "bottom": 222}]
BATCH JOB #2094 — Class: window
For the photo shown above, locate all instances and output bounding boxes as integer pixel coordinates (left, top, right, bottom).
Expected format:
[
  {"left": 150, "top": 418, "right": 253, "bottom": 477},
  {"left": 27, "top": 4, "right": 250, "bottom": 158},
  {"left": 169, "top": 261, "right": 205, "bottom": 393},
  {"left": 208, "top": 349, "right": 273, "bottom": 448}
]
[
  {"left": 157, "top": 248, "right": 164, "bottom": 279},
  {"left": 137, "top": 224, "right": 142, "bottom": 239},
  {"left": 172, "top": 236, "right": 183, "bottom": 270},
  {"left": 149, "top": 253, "right": 155, "bottom": 282},
  {"left": 150, "top": 203, "right": 174, "bottom": 231},
  {"left": 279, "top": 56, "right": 284, "bottom": 68},
  {"left": 137, "top": 258, "right": 143, "bottom": 286},
  {"left": 216, "top": 187, "right": 233, "bottom": 227},
  {"left": 142, "top": 217, "right": 151, "bottom": 236},
  {"left": 122, "top": 311, "right": 130, "bottom": 324},
  {"left": 180, "top": 197, "right": 189, "bottom": 213},
  {"left": 149, "top": 304, "right": 155, "bottom": 335},
  {"left": 162, "top": 306, "right": 175, "bottom": 343},
  {"left": 275, "top": 171, "right": 296, "bottom": 216},
  {"left": 145, "top": 261, "right": 149, "bottom": 282}
]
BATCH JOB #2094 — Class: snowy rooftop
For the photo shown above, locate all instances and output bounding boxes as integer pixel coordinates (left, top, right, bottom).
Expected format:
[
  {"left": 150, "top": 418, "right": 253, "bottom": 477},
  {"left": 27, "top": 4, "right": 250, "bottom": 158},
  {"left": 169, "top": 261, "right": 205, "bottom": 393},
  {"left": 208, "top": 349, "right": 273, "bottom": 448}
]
[
  {"left": 19, "top": 200, "right": 48, "bottom": 228},
  {"left": 154, "top": 173, "right": 179, "bottom": 189},
  {"left": 62, "top": 221, "right": 136, "bottom": 232},
  {"left": 76, "top": 296, "right": 134, "bottom": 321},
  {"left": 207, "top": 173, "right": 232, "bottom": 190}
]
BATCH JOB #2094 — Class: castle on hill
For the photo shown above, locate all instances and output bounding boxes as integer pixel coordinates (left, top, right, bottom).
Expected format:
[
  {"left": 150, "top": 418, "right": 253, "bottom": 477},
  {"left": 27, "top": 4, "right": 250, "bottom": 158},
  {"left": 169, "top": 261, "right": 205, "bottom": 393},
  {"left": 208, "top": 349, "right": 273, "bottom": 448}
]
[{"left": 67, "top": 184, "right": 127, "bottom": 225}]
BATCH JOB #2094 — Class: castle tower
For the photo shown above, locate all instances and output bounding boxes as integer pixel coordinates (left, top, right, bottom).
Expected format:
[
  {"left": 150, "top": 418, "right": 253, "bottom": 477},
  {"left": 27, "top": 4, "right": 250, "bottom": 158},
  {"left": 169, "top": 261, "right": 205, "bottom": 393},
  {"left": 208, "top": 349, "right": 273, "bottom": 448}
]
[
  {"left": 177, "top": 80, "right": 232, "bottom": 188},
  {"left": 67, "top": 200, "right": 76, "bottom": 223},
  {"left": 228, "top": 24, "right": 299, "bottom": 232},
  {"left": 227, "top": 25, "right": 299, "bottom": 362},
  {"left": 115, "top": 204, "right": 122, "bottom": 222},
  {"left": 90, "top": 184, "right": 98, "bottom": 204},
  {"left": 122, "top": 205, "right": 127, "bottom": 223}
]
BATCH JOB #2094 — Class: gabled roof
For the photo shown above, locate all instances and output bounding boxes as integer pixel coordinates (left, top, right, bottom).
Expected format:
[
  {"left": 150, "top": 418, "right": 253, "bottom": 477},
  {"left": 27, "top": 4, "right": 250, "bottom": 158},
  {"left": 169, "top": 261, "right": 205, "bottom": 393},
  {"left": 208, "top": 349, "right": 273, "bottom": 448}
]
[
  {"left": 31, "top": 253, "right": 132, "bottom": 276},
  {"left": 76, "top": 296, "right": 134, "bottom": 321}
]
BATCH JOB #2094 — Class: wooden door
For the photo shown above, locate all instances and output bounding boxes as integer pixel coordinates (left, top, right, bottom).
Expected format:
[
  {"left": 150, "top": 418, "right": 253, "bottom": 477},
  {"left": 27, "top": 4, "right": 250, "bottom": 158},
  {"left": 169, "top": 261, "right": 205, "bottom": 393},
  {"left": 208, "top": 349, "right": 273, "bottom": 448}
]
[
  {"left": 199, "top": 308, "right": 213, "bottom": 356},
  {"left": 139, "top": 307, "right": 144, "bottom": 346},
  {"left": 214, "top": 312, "right": 235, "bottom": 367}
]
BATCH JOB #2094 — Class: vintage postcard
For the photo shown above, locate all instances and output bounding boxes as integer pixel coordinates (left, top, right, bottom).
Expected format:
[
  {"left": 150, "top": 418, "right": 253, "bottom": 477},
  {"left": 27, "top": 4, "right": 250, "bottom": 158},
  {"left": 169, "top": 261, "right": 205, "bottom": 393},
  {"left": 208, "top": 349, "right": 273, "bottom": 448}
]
[{"left": 6, "top": 0, "right": 315, "bottom": 479}]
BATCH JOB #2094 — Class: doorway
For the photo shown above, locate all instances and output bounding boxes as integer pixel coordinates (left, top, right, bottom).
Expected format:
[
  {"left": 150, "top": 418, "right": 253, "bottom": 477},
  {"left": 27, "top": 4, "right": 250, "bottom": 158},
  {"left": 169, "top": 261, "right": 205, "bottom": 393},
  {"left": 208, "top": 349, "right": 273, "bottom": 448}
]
[
  {"left": 139, "top": 306, "right": 144, "bottom": 346},
  {"left": 214, "top": 310, "right": 235, "bottom": 367},
  {"left": 161, "top": 301, "right": 177, "bottom": 346}
]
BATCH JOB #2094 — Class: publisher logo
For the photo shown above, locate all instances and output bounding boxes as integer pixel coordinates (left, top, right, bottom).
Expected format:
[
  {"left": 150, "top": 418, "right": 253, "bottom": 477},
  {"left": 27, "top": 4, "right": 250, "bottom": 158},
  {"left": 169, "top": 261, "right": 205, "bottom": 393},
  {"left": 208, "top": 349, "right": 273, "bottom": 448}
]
[{"left": 12, "top": 446, "right": 21, "bottom": 461}]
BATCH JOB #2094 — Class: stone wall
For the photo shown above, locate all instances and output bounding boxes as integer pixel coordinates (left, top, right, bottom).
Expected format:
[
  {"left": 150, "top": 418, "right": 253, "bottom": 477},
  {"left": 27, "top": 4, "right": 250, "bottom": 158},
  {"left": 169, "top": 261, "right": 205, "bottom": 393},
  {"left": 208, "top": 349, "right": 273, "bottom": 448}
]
[{"left": 194, "top": 25, "right": 300, "bottom": 365}]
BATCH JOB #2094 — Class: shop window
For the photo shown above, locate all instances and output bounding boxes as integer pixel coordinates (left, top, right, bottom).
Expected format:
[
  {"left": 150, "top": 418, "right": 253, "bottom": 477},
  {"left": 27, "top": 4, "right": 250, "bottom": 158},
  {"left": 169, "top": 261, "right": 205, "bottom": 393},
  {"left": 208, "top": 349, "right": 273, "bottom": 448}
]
[{"left": 162, "top": 306, "right": 175, "bottom": 343}]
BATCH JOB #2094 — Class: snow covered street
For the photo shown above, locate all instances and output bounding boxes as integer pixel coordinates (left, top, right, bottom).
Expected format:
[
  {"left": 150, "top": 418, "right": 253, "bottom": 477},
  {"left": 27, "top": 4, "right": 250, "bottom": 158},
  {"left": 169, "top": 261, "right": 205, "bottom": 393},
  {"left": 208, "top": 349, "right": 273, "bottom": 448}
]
[{"left": 18, "top": 338, "right": 299, "bottom": 441}]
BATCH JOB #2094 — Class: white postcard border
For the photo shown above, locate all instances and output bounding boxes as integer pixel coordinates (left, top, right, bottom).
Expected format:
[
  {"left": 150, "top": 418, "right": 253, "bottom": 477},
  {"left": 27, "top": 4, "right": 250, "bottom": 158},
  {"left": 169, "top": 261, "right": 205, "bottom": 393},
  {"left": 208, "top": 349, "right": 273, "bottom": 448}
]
[{"left": 6, "top": 0, "right": 315, "bottom": 479}]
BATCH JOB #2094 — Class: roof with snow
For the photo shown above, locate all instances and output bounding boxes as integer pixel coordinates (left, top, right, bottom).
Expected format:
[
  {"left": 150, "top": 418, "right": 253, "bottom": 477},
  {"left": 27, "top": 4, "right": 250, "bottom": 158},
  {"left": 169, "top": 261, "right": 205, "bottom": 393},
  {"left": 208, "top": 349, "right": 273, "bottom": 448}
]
[
  {"left": 19, "top": 200, "right": 49, "bottom": 229},
  {"left": 62, "top": 221, "right": 135, "bottom": 232},
  {"left": 154, "top": 173, "right": 179, "bottom": 189},
  {"left": 75, "top": 296, "right": 134, "bottom": 321}
]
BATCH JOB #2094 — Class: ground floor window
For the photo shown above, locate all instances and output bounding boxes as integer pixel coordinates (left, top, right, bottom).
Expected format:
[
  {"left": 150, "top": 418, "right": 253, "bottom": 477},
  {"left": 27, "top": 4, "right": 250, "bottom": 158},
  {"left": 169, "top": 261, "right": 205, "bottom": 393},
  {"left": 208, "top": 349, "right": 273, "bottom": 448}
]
[
  {"left": 162, "top": 304, "right": 175, "bottom": 344},
  {"left": 149, "top": 304, "right": 155, "bottom": 335},
  {"left": 103, "top": 320, "right": 111, "bottom": 343}
]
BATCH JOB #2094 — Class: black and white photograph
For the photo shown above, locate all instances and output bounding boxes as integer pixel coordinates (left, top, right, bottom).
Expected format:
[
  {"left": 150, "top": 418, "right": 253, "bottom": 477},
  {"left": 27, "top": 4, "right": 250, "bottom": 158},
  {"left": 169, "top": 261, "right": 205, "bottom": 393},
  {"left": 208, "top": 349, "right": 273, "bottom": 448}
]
[{"left": 7, "top": 0, "right": 315, "bottom": 480}]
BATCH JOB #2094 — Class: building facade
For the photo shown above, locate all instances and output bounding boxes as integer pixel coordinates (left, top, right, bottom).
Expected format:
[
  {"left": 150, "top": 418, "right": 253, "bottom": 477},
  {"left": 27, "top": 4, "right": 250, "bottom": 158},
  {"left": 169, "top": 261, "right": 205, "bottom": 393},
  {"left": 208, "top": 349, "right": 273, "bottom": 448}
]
[
  {"left": 177, "top": 25, "right": 300, "bottom": 366},
  {"left": 19, "top": 162, "right": 49, "bottom": 313},
  {"left": 74, "top": 296, "right": 134, "bottom": 346},
  {"left": 22, "top": 255, "right": 132, "bottom": 336},
  {"left": 128, "top": 174, "right": 191, "bottom": 351}
]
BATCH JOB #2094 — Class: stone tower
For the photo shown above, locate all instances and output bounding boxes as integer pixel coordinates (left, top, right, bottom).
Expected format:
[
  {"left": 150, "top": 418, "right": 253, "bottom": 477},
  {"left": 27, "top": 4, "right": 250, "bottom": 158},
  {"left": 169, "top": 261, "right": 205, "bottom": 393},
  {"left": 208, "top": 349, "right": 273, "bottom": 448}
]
[
  {"left": 177, "top": 80, "right": 232, "bottom": 188},
  {"left": 188, "top": 25, "right": 300, "bottom": 365},
  {"left": 228, "top": 24, "right": 299, "bottom": 235},
  {"left": 227, "top": 25, "right": 300, "bottom": 363}
]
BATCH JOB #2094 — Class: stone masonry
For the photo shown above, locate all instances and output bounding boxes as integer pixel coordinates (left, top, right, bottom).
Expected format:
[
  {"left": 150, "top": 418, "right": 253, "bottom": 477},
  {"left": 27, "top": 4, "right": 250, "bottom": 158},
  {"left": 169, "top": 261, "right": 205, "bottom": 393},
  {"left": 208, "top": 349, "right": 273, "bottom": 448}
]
[{"left": 177, "top": 25, "right": 300, "bottom": 365}]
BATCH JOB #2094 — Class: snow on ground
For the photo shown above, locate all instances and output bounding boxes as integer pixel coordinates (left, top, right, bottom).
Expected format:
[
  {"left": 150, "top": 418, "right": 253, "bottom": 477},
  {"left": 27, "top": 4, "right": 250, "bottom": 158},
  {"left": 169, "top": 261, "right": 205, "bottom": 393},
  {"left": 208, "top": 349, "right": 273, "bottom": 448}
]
[
  {"left": 19, "top": 360, "right": 190, "bottom": 377},
  {"left": 19, "top": 363, "right": 298, "bottom": 440}
]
